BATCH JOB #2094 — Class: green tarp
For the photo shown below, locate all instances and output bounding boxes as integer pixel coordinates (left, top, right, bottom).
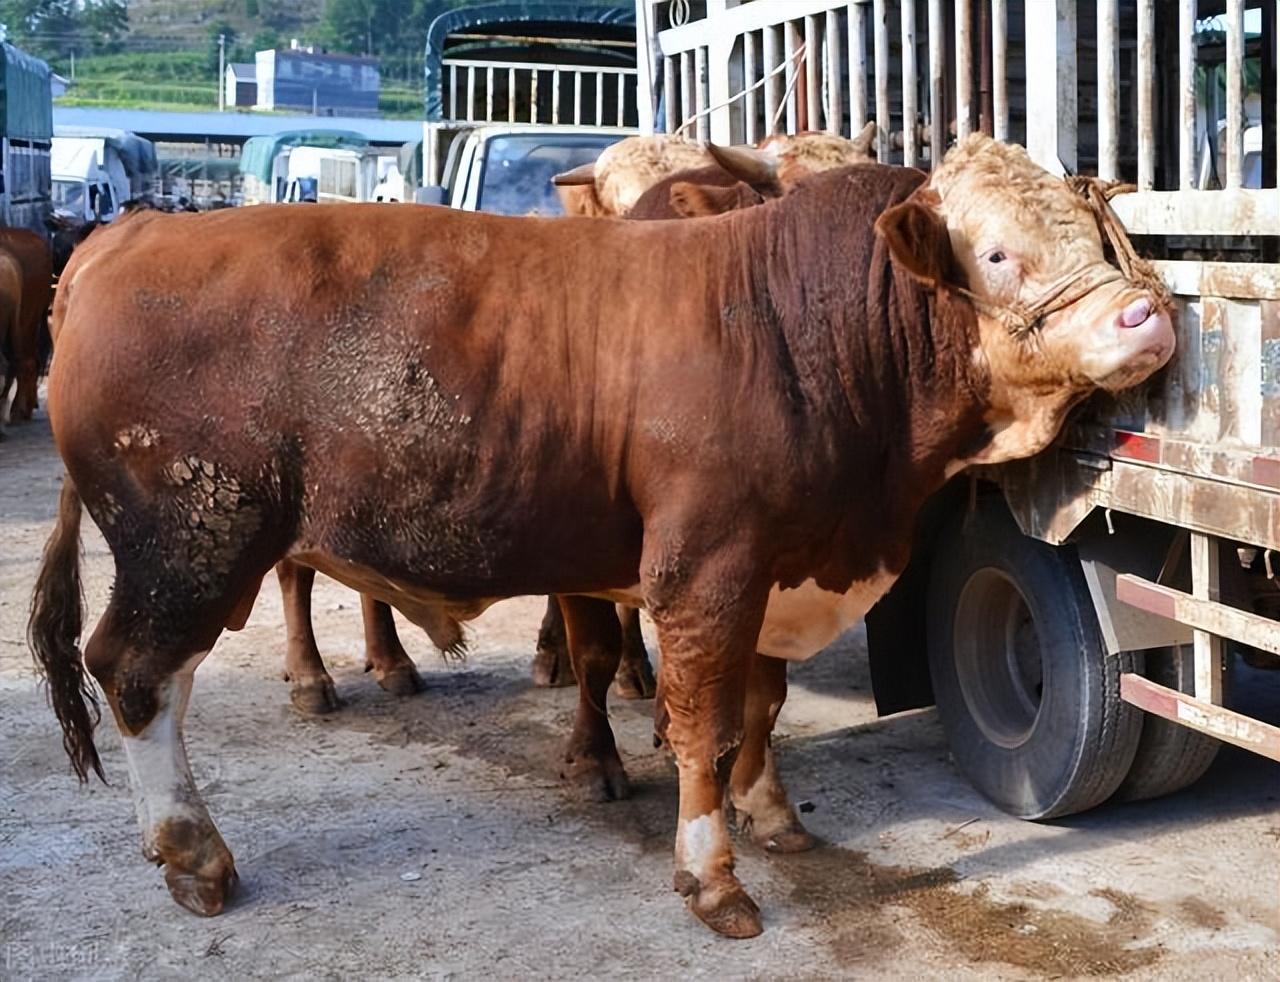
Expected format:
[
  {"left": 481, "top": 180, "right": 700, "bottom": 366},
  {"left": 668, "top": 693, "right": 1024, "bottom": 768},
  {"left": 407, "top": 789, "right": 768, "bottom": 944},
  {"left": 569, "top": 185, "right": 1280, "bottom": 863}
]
[
  {"left": 239, "top": 129, "right": 369, "bottom": 183},
  {"left": 0, "top": 43, "right": 52, "bottom": 141}
]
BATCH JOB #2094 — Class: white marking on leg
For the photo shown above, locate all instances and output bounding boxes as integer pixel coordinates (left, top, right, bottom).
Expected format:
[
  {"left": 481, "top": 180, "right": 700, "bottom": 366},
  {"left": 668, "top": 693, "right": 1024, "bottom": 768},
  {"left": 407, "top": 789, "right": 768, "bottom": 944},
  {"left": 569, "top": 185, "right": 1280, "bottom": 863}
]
[
  {"left": 676, "top": 810, "right": 729, "bottom": 881},
  {"left": 119, "top": 653, "right": 212, "bottom": 853}
]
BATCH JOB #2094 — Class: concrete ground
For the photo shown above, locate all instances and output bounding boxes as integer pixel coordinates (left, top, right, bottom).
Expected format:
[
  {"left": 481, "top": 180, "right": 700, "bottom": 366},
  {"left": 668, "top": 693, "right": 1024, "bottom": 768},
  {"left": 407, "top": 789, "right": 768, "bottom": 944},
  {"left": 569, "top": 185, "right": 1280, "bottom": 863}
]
[{"left": 2, "top": 413, "right": 1278, "bottom": 981}]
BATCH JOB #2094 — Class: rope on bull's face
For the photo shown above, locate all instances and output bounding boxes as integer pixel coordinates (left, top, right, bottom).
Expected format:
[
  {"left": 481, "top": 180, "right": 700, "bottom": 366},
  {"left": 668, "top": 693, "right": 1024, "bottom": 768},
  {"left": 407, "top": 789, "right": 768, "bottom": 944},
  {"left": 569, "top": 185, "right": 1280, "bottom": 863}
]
[{"left": 954, "top": 175, "right": 1173, "bottom": 340}]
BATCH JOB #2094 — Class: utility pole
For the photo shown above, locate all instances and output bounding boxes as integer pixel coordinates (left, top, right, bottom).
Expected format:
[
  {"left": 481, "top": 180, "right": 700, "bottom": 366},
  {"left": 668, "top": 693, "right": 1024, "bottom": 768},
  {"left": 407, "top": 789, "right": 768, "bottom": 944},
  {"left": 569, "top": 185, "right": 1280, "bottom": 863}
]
[{"left": 217, "top": 33, "right": 226, "bottom": 112}]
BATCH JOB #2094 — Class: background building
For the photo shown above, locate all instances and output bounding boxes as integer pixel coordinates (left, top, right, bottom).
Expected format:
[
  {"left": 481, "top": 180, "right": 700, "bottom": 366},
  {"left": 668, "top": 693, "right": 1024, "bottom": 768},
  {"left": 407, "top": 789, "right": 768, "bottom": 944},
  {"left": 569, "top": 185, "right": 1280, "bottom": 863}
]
[
  {"left": 224, "top": 63, "right": 257, "bottom": 109},
  {"left": 254, "top": 44, "right": 379, "bottom": 117}
]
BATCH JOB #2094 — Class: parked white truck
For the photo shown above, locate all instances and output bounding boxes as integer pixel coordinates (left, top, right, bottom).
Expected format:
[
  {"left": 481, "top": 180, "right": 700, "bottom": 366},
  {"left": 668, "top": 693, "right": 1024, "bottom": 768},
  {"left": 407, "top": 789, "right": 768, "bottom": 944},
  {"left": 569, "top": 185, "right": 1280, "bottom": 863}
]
[
  {"left": 51, "top": 132, "right": 155, "bottom": 223},
  {"left": 280, "top": 144, "right": 404, "bottom": 204}
]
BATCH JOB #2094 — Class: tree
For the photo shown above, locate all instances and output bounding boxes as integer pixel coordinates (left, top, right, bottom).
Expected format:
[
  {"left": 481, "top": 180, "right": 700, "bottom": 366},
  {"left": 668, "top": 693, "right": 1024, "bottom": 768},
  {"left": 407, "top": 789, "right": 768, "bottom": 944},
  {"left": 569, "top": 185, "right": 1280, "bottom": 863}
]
[
  {"left": 322, "top": 0, "right": 400, "bottom": 57},
  {"left": 81, "top": 0, "right": 127, "bottom": 55},
  {"left": 244, "top": 0, "right": 259, "bottom": 18},
  {"left": 251, "top": 28, "right": 280, "bottom": 55},
  {"left": 0, "top": 0, "right": 127, "bottom": 59}
]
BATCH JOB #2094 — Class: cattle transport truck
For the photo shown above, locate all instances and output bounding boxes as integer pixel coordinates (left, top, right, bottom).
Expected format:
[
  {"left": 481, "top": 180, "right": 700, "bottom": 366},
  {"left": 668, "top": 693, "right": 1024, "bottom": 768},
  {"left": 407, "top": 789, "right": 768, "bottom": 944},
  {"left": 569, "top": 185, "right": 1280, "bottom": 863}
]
[
  {"left": 638, "top": 0, "right": 1280, "bottom": 818},
  {"left": 418, "top": 3, "right": 640, "bottom": 214},
  {"left": 0, "top": 42, "right": 52, "bottom": 236}
]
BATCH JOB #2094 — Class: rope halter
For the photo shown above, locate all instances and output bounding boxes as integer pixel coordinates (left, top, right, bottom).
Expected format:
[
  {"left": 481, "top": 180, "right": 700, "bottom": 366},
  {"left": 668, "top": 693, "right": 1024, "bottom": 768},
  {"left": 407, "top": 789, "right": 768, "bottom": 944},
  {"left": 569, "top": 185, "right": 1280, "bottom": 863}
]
[{"left": 953, "top": 176, "right": 1173, "bottom": 340}]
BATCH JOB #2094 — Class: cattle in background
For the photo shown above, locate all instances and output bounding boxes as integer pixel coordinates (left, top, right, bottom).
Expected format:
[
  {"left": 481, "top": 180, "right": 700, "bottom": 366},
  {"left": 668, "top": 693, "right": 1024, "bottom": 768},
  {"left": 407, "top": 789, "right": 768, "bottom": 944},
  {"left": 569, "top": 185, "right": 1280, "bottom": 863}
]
[
  {"left": 554, "top": 124, "right": 877, "bottom": 219},
  {"left": 0, "top": 228, "right": 52, "bottom": 421},
  {"left": 0, "top": 248, "right": 24, "bottom": 428},
  {"left": 32, "top": 135, "right": 1174, "bottom": 937}
]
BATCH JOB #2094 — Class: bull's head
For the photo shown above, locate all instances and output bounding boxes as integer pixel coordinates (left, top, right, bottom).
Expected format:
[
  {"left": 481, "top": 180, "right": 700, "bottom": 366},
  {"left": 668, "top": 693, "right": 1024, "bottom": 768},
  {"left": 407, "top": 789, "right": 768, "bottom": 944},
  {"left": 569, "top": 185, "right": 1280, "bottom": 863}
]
[{"left": 875, "top": 134, "right": 1175, "bottom": 463}]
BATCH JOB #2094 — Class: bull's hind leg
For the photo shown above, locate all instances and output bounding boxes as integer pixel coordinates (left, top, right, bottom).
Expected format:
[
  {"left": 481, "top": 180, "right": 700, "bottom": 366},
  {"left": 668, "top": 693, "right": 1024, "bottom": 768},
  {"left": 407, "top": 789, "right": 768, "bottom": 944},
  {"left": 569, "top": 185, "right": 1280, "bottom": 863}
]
[
  {"left": 611, "top": 604, "right": 657, "bottom": 700},
  {"left": 646, "top": 544, "right": 768, "bottom": 939},
  {"left": 361, "top": 595, "right": 424, "bottom": 696},
  {"left": 276, "top": 561, "right": 342, "bottom": 715},
  {"left": 532, "top": 595, "right": 574, "bottom": 687},
  {"left": 729, "top": 653, "right": 814, "bottom": 853},
  {"left": 83, "top": 601, "right": 237, "bottom": 917},
  {"left": 559, "top": 596, "right": 630, "bottom": 801}
]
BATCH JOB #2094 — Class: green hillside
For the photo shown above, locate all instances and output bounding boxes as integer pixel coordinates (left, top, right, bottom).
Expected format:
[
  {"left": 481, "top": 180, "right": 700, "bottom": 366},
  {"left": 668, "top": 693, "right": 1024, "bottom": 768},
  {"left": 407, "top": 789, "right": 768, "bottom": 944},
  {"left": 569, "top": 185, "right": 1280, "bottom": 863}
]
[{"left": 3, "top": 0, "right": 421, "bottom": 115}]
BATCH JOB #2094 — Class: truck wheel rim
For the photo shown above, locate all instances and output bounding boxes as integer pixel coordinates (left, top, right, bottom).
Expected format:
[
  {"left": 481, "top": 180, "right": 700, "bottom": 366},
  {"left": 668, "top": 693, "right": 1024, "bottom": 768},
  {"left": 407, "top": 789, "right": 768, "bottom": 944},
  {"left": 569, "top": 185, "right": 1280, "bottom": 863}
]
[{"left": 953, "top": 568, "right": 1045, "bottom": 749}]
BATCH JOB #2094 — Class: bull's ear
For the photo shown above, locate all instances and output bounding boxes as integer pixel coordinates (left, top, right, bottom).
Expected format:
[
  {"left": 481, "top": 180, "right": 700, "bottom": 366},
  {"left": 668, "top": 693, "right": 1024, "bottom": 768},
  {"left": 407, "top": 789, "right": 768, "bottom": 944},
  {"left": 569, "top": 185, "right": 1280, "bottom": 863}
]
[
  {"left": 552, "top": 163, "right": 596, "bottom": 187},
  {"left": 705, "top": 143, "right": 782, "bottom": 196},
  {"left": 874, "top": 188, "right": 954, "bottom": 287},
  {"left": 668, "top": 181, "right": 762, "bottom": 217},
  {"left": 555, "top": 182, "right": 608, "bottom": 217}
]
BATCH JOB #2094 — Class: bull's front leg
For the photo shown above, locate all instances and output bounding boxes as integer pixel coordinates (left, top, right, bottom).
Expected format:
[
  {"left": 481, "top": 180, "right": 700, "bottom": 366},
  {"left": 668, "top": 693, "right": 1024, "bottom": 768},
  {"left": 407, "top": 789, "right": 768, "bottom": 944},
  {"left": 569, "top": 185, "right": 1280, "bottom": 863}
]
[
  {"left": 729, "top": 652, "right": 814, "bottom": 853},
  {"left": 645, "top": 542, "right": 768, "bottom": 939}
]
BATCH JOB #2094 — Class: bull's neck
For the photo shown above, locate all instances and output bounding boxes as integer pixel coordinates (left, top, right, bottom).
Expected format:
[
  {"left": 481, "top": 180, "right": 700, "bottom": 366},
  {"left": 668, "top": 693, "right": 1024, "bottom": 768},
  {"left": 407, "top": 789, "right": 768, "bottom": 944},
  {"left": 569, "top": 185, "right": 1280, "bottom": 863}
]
[{"left": 725, "top": 190, "right": 993, "bottom": 497}]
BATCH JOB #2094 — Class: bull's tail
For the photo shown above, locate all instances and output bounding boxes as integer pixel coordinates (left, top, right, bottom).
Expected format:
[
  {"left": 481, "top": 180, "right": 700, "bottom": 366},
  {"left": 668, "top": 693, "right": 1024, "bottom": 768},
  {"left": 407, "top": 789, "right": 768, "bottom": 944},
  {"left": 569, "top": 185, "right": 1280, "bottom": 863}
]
[{"left": 28, "top": 477, "right": 104, "bottom": 782}]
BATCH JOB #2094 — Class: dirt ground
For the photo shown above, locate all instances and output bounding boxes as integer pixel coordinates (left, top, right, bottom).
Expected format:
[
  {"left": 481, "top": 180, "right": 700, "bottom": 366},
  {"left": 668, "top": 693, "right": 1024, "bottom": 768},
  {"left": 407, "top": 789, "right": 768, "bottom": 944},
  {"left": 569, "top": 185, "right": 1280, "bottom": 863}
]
[{"left": 2, "top": 410, "right": 1278, "bottom": 981}]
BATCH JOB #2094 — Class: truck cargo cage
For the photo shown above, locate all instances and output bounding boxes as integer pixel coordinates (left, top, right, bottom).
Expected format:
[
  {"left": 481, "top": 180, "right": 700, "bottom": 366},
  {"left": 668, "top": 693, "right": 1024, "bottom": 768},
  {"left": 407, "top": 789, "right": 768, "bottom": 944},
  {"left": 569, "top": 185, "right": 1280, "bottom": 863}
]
[
  {"left": 423, "top": 4, "right": 639, "bottom": 184},
  {"left": 638, "top": 0, "right": 1280, "bottom": 786}
]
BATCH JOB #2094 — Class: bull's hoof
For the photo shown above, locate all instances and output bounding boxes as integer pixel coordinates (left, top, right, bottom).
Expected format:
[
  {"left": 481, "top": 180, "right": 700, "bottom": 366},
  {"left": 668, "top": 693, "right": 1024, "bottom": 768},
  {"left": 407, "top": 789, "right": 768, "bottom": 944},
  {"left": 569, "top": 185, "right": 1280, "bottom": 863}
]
[
  {"left": 760, "top": 825, "right": 816, "bottom": 854},
  {"left": 154, "top": 817, "right": 239, "bottom": 917},
  {"left": 289, "top": 677, "right": 342, "bottom": 716},
  {"left": 562, "top": 750, "right": 631, "bottom": 803},
  {"left": 374, "top": 664, "right": 425, "bottom": 698},
  {"left": 611, "top": 657, "right": 657, "bottom": 701},
  {"left": 736, "top": 809, "right": 816, "bottom": 854},
  {"left": 531, "top": 643, "right": 575, "bottom": 688},
  {"left": 164, "top": 862, "right": 239, "bottom": 917},
  {"left": 677, "top": 875, "right": 763, "bottom": 939}
]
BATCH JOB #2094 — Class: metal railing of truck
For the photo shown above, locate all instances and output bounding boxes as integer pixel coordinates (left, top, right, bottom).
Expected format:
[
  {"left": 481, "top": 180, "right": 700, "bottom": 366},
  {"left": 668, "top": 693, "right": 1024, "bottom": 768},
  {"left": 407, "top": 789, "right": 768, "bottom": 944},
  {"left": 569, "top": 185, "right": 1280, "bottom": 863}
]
[{"left": 441, "top": 57, "right": 640, "bottom": 127}]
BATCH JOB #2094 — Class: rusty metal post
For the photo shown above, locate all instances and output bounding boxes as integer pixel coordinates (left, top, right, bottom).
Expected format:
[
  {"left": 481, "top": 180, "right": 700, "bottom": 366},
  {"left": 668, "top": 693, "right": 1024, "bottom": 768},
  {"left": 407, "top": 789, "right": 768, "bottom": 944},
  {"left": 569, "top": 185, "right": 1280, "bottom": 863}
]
[
  {"left": 978, "top": 0, "right": 992, "bottom": 137},
  {"left": 992, "top": 0, "right": 1008, "bottom": 142},
  {"left": 902, "top": 0, "right": 919, "bottom": 165},
  {"left": 1098, "top": 0, "right": 1120, "bottom": 180},
  {"left": 1137, "top": 0, "right": 1156, "bottom": 189},
  {"left": 825, "top": 10, "right": 843, "bottom": 136},
  {"left": 849, "top": 2, "right": 869, "bottom": 132},
  {"left": 874, "top": 0, "right": 890, "bottom": 161},
  {"left": 1179, "top": 0, "right": 1197, "bottom": 188},
  {"left": 1191, "top": 533, "right": 1224, "bottom": 704},
  {"left": 955, "top": 0, "right": 972, "bottom": 139},
  {"left": 928, "top": 0, "right": 945, "bottom": 165},
  {"left": 1225, "top": 0, "right": 1245, "bottom": 188}
]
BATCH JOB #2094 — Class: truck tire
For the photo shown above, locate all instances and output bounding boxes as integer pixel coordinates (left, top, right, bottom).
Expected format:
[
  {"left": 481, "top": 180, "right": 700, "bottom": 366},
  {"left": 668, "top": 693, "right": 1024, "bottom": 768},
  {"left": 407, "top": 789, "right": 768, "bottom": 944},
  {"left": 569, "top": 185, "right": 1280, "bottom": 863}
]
[
  {"left": 1111, "top": 646, "right": 1220, "bottom": 802},
  {"left": 927, "top": 497, "right": 1144, "bottom": 819}
]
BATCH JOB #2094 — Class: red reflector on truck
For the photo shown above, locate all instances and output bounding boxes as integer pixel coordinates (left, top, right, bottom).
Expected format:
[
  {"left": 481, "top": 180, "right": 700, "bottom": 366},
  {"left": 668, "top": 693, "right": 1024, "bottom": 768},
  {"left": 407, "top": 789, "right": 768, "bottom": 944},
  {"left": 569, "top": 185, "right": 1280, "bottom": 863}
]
[
  {"left": 1112, "top": 430, "right": 1161, "bottom": 463},
  {"left": 1252, "top": 456, "right": 1280, "bottom": 489}
]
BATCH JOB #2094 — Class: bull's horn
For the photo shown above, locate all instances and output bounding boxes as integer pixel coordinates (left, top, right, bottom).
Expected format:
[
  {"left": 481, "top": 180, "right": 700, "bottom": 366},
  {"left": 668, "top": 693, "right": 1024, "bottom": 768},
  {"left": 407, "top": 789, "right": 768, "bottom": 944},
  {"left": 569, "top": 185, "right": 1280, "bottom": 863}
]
[
  {"left": 706, "top": 142, "right": 778, "bottom": 188},
  {"left": 851, "top": 120, "right": 877, "bottom": 156},
  {"left": 552, "top": 163, "right": 596, "bottom": 186}
]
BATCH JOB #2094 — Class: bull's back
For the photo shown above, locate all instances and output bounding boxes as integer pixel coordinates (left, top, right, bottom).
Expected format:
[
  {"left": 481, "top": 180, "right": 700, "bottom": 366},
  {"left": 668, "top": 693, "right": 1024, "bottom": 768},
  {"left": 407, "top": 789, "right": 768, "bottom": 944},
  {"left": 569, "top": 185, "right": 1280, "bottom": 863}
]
[{"left": 50, "top": 204, "right": 722, "bottom": 593}]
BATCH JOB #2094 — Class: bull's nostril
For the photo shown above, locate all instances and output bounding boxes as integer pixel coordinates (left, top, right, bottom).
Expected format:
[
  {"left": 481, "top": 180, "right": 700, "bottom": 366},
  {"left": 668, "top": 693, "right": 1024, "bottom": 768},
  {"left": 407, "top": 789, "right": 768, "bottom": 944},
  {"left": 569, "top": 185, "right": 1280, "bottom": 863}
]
[{"left": 1119, "top": 297, "right": 1153, "bottom": 328}]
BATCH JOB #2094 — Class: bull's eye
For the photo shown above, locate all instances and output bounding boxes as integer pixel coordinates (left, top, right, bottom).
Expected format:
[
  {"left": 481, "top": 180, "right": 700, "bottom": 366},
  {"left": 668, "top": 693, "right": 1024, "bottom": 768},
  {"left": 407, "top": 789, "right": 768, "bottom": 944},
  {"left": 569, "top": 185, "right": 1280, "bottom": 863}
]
[{"left": 987, "top": 251, "right": 1007, "bottom": 264}]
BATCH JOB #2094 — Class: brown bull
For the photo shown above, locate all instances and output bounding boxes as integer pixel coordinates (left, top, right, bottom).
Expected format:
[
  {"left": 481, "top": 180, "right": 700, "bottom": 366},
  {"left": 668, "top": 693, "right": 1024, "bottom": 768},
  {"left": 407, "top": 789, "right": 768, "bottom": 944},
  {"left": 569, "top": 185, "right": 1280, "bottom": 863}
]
[
  {"left": 32, "top": 135, "right": 1174, "bottom": 937},
  {"left": 0, "top": 228, "right": 52, "bottom": 421}
]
